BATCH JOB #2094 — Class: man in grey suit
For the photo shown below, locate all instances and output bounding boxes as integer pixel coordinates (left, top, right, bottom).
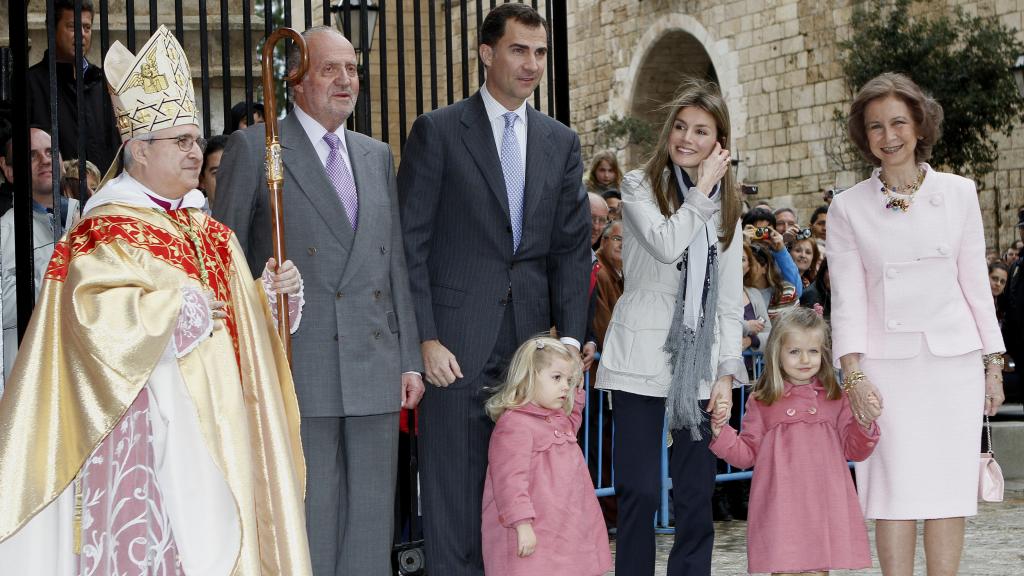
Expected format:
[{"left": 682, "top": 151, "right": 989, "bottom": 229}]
[
  {"left": 397, "top": 4, "right": 590, "bottom": 574},
  {"left": 213, "top": 26, "right": 424, "bottom": 576}
]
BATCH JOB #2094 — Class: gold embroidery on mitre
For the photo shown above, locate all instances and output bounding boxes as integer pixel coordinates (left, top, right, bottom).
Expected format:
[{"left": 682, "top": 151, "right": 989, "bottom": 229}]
[
  {"left": 123, "top": 50, "right": 169, "bottom": 94},
  {"left": 105, "top": 25, "right": 199, "bottom": 141}
]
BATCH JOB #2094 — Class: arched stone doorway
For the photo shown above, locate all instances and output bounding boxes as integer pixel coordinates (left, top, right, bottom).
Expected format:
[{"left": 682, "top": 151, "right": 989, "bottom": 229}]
[
  {"left": 630, "top": 31, "right": 717, "bottom": 129},
  {"left": 612, "top": 14, "right": 742, "bottom": 167}
]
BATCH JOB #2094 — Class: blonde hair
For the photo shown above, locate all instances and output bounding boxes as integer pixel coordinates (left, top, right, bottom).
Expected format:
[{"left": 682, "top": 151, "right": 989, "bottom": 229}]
[
  {"left": 643, "top": 77, "right": 741, "bottom": 250},
  {"left": 753, "top": 307, "right": 840, "bottom": 405},
  {"left": 485, "top": 335, "right": 583, "bottom": 421}
]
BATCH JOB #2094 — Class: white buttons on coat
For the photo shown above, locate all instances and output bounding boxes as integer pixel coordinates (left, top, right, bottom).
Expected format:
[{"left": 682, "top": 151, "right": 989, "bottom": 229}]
[
  {"left": 937, "top": 245, "right": 950, "bottom": 255},
  {"left": 886, "top": 268, "right": 899, "bottom": 279},
  {"left": 887, "top": 320, "right": 900, "bottom": 329},
  {"left": 930, "top": 196, "right": 942, "bottom": 206}
]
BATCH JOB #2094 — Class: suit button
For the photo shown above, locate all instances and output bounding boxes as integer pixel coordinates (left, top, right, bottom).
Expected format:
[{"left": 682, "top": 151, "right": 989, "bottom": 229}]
[
  {"left": 937, "top": 244, "right": 950, "bottom": 255},
  {"left": 786, "top": 408, "right": 796, "bottom": 416},
  {"left": 930, "top": 196, "right": 942, "bottom": 206},
  {"left": 308, "top": 247, "right": 318, "bottom": 255},
  {"left": 886, "top": 268, "right": 898, "bottom": 279},
  {"left": 887, "top": 319, "right": 899, "bottom": 329},
  {"left": 506, "top": 225, "right": 513, "bottom": 233},
  {"left": 554, "top": 430, "right": 560, "bottom": 437},
  {"left": 374, "top": 289, "right": 383, "bottom": 300},
  {"left": 381, "top": 245, "right": 388, "bottom": 254},
  {"left": 334, "top": 334, "right": 339, "bottom": 341},
  {"left": 336, "top": 291, "right": 344, "bottom": 299},
  {"left": 509, "top": 263, "right": 514, "bottom": 270},
  {"left": 808, "top": 407, "right": 817, "bottom": 414},
  {"left": 374, "top": 330, "right": 382, "bottom": 339}
]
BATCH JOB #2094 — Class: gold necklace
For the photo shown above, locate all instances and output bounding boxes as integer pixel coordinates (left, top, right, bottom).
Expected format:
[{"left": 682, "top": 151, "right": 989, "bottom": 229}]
[
  {"left": 878, "top": 166, "right": 924, "bottom": 213},
  {"left": 161, "top": 209, "right": 210, "bottom": 288}
]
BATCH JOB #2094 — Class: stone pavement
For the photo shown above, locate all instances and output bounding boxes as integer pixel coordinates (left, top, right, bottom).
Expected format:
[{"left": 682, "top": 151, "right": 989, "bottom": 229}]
[{"left": 609, "top": 485, "right": 1024, "bottom": 575}]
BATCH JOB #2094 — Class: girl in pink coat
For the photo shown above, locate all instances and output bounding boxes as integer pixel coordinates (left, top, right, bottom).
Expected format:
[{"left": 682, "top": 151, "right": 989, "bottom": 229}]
[
  {"left": 710, "top": 308, "right": 881, "bottom": 575},
  {"left": 481, "top": 336, "right": 612, "bottom": 576}
]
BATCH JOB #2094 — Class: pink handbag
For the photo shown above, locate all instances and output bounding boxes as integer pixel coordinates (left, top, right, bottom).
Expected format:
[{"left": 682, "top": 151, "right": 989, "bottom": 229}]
[{"left": 979, "top": 415, "right": 1004, "bottom": 503}]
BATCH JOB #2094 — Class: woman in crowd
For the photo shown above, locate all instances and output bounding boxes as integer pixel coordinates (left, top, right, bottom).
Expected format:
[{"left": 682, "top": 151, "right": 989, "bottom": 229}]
[
  {"left": 584, "top": 149, "right": 623, "bottom": 193},
  {"left": 788, "top": 230, "right": 821, "bottom": 288},
  {"left": 742, "top": 242, "right": 772, "bottom": 356},
  {"left": 990, "top": 261, "right": 1009, "bottom": 322},
  {"left": 830, "top": 72, "right": 1004, "bottom": 576},
  {"left": 746, "top": 241, "right": 799, "bottom": 320},
  {"left": 799, "top": 258, "right": 831, "bottom": 321},
  {"left": 597, "top": 78, "right": 745, "bottom": 575}
]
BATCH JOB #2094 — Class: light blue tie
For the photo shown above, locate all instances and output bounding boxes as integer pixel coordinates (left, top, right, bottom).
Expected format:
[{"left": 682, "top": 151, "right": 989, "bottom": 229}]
[{"left": 500, "top": 111, "right": 525, "bottom": 252}]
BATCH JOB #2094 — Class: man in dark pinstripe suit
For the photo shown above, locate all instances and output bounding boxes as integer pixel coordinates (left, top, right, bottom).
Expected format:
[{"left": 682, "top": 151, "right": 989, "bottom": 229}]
[{"left": 397, "top": 5, "right": 590, "bottom": 575}]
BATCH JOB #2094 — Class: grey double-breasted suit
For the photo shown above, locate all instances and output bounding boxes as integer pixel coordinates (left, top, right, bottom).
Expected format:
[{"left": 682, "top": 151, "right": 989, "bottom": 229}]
[{"left": 214, "top": 111, "right": 421, "bottom": 575}]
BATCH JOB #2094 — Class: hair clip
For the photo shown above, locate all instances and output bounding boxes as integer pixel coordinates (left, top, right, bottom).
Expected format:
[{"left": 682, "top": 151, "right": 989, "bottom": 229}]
[
  {"left": 535, "top": 341, "right": 546, "bottom": 350},
  {"left": 795, "top": 228, "right": 812, "bottom": 240}
]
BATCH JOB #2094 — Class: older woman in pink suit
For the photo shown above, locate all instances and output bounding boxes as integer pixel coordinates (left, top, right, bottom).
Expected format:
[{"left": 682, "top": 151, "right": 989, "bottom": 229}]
[{"left": 828, "top": 72, "right": 1006, "bottom": 576}]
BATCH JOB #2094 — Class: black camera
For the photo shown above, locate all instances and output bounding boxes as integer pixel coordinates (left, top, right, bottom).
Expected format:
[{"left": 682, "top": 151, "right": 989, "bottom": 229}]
[{"left": 741, "top": 184, "right": 759, "bottom": 195}]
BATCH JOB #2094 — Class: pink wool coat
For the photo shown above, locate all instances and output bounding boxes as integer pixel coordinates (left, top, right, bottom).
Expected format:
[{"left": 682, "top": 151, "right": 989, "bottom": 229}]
[
  {"left": 710, "top": 380, "right": 879, "bottom": 574},
  {"left": 482, "top": 388, "right": 612, "bottom": 576}
]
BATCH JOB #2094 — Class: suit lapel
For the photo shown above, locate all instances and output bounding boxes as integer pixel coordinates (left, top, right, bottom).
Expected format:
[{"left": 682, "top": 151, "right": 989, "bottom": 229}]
[
  {"left": 461, "top": 93, "right": 511, "bottom": 222},
  {"left": 281, "top": 113, "right": 355, "bottom": 250},
  {"left": 339, "top": 132, "right": 380, "bottom": 288},
  {"left": 523, "top": 107, "right": 554, "bottom": 226}
]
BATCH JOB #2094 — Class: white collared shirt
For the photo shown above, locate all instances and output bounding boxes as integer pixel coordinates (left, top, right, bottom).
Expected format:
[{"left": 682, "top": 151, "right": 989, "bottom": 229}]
[
  {"left": 480, "top": 84, "right": 528, "bottom": 175},
  {"left": 293, "top": 104, "right": 354, "bottom": 176}
]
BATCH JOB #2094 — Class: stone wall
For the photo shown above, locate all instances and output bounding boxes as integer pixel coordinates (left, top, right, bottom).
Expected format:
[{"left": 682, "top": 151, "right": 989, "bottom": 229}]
[{"left": 567, "top": 0, "right": 1024, "bottom": 250}]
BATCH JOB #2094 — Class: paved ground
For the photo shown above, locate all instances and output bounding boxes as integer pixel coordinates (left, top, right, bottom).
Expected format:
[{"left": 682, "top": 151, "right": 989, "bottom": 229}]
[{"left": 609, "top": 484, "right": 1024, "bottom": 575}]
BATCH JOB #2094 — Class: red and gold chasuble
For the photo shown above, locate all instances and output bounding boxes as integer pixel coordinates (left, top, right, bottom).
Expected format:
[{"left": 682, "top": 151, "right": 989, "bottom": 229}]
[{"left": 0, "top": 204, "right": 311, "bottom": 575}]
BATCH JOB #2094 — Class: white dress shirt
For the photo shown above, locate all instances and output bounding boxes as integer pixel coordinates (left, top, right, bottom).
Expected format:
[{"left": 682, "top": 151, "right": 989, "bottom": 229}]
[
  {"left": 294, "top": 104, "right": 355, "bottom": 176},
  {"left": 480, "top": 84, "right": 528, "bottom": 174}
]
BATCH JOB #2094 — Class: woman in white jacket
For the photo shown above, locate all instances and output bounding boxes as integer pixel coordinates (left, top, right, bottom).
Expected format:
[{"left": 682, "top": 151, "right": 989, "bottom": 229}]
[{"left": 596, "top": 79, "right": 746, "bottom": 575}]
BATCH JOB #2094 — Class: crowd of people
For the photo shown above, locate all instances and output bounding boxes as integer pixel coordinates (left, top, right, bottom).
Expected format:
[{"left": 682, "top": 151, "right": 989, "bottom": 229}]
[{"left": 0, "top": 2, "right": 1019, "bottom": 576}]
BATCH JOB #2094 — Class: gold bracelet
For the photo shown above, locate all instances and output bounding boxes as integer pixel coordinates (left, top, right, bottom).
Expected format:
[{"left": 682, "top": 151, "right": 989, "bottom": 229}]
[
  {"left": 842, "top": 370, "right": 865, "bottom": 393},
  {"left": 983, "top": 353, "right": 1005, "bottom": 369}
]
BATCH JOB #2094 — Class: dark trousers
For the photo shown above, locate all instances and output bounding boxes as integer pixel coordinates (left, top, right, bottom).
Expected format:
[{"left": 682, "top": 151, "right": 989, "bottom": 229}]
[
  {"left": 612, "top": 391, "right": 716, "bottom": 576},
  {"left": 420, "top": 305, "right": 517, "bottom": 576},
  {"left": 666, "top": 420, "right": 717, "bottom": 575}
]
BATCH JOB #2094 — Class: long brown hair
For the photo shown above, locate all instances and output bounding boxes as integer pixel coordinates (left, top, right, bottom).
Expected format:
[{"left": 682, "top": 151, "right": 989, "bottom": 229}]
[
  {"left": 584, "top": 149, "right": 623, "bottom": 191},
  {"left": 643, "top": 78, "right": 740, "bottom": 249}
]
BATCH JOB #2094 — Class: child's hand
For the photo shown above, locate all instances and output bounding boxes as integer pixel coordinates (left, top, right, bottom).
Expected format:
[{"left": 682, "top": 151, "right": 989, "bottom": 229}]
[
  {"left": 516, "top": 523, "right": 536, "bottom": 557},
  {"left": 711, "top": 421, "right": 724, "bottom": 438}
]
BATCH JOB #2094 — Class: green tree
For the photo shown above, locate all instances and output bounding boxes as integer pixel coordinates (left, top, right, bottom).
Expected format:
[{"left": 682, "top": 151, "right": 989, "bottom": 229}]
[
  {"left": 838, "top": 0, "right": 1024, "bottom": 180},
  {"left": 595, "top": 114, "right": 656, "bottom": 157}
]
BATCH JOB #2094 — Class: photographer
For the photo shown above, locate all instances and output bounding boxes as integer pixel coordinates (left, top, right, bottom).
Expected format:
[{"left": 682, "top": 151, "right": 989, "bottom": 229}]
[{"left": 742, "top": 207, "right": 802, "bottom": 297}]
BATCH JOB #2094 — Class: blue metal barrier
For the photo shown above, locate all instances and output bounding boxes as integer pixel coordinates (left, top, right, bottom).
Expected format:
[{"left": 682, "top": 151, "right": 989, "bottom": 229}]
[{"left": 583, "top": 351, "right": 765, "bottom": 532}]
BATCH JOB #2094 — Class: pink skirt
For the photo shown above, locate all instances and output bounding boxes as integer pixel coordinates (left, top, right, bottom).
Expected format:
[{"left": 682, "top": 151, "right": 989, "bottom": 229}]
[{"left": 855, "top": 349, "right": 984, "bottom": 519}]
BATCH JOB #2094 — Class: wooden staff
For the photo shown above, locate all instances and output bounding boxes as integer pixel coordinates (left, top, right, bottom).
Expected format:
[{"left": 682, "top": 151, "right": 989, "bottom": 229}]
[{"left": 261, "top": 28, "right": 308, "bottom": 360}]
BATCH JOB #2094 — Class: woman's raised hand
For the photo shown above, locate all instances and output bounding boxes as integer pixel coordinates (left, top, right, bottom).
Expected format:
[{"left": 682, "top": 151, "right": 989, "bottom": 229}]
[{"left": 696, "top": 142, "right": 731, "bottom": 196}]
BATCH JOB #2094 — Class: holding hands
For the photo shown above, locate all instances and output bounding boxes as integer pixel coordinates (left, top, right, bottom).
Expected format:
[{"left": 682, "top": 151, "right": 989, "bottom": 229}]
[{"left": 708, "top": 376, "right": 733, "bottom": 437}]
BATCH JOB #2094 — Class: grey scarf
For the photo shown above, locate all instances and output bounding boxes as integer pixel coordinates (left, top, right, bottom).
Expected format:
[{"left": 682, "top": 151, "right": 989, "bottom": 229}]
[{"left": 663, "top": 169, "right": 721, "bottom": 439}]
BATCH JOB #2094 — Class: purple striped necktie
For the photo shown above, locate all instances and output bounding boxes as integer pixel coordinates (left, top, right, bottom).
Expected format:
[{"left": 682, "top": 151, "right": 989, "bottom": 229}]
[{"left": 323, "top": 131, "right": 359, "bottom": 230}]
